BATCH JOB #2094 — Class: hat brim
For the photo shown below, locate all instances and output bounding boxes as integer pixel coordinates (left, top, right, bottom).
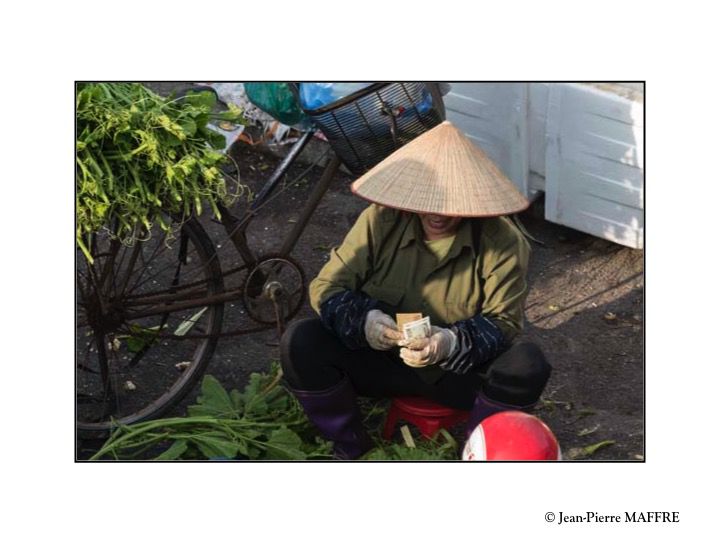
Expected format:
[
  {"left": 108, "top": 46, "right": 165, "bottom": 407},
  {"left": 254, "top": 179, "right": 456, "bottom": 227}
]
[{"left": 350, "top": 121, "right": 530, "bottom": 217}]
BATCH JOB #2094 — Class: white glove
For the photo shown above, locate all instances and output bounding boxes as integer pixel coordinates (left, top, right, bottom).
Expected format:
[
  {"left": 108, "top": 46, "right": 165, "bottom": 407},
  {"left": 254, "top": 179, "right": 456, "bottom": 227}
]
[
  {"left": 364, "top": 309, "right": 403, "bottom": 350},
  {"left": 400, "top": 326, "right": 458, "bottom": 368}
]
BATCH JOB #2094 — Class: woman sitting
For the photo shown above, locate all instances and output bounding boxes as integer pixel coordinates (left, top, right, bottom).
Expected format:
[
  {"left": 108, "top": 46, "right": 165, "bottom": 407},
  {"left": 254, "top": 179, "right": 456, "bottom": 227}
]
[{"left": 281, "top": 121, "right": 551, "bottom": 459}]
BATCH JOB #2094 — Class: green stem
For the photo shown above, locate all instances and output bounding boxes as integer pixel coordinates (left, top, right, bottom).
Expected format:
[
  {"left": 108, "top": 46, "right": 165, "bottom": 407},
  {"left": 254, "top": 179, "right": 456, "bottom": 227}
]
[{"left": 90, "top": 417, "right": 226, "bottom": 460}]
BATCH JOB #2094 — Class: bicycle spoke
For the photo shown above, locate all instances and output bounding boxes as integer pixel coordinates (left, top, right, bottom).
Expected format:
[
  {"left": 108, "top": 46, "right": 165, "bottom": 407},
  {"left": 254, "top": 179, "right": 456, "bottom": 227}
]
[
  {"left": 127, "top": 260, "right": 192, "bottom": 299},
  {"left": 125, "top": 231, "right": 168, "bottom": 296},
  {"left": 99, "top": 237, "right": 122, "bottom": 295},
  {"left": 77, "top": 269, "right": 89, "bottom": 302},
  {"left": 77, "top": 216, "right": 225, "bottom": 432},
  {"left": 125, "top": 253, "right": 250, "bottom": 299},
  {"left": 94, "top": 332, "right": 117, "bottom": 419},
  {"left": 118, "top": 239, "right": 142, "bottom": 297},
  {"left": 86, "top": 258, "right": 108, "bottom": 314},
  {"left": 77, "top": 363, "right": 100, "bottom": 375},
  {"left": 126, "top": 245, "right": 217, "bottom": 298}
]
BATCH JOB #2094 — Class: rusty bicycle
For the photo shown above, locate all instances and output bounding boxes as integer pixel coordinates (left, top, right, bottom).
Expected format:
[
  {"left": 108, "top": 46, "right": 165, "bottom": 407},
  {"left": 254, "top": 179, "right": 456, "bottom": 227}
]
[{"left": 76, "top": 82, "right": 446, "bottom": 433}]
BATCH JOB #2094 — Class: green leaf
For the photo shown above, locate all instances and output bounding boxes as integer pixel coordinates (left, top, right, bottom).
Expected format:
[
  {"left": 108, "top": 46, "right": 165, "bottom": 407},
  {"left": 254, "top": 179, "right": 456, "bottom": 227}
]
[
  {"left": 577, "top": 425, "right": 599, "bottom": 437},
  {"left": 393, "top": 446, "right": 445, "bottom": 460},
  {"left": 174, "top": 307, "right": 208, "bottom": 336},
  {"left": 213, "top": 105, "right": 245, "bottom": 123},
  {"left": 241, "top": 373, "right": 265, "bottom": 400},
  {"left": 183, "top": 90, "right": 216, "bottom": 110},
  {"left": 160, "top": 131, "right": 184, "bottom": 147},
  {"left": 303, "top": 437, "right": 333, "bottom": 459},
  {"left": 565, "top": 440, "right": 616, "bottom": 460},
  {"left": 193, "top": 113, "right": 209, "bottom": 127},
  {"left": 362, "top": 447, "right": 391, "bottom": 460},
  {"left": 237, "top": 373, "right": 271, "bottom": 418},
  {"left": 187, "top": 375, "right": 239, "bottom": 419},
  {"left": 241, "top": 430, "right": 264, "bottom": 459},
  {"left": 179, "top": 118, "right": 197, "bottom": 137},
  {"left": 154, "top": 440, "right": 188, "bottom": 460},
  {"left": 266, "top": 394, "right": 289, "bottom": 416},
  {"left": 207, "top": 130, "right": 227, "bottom": 150},
  {"left": 263, "top": 427, "right": 307, "bottom": 460},
  {"left": 126, "top": 335, "right": 145, "bottom": 353},
  {"left": 192, "top": 434, "right": 239, "bottom": 459},
  {"left": 583, "top": 439, "right": 615, "bottom": 456},
  {"left": 234, "top": 437, "right": 250, "bottom": 458},
  {"left": 230, "top": 389, "right": 244, "bottom": 414},
  {"left": 125, "top": 324, "right": 161, "bottom": 352}
]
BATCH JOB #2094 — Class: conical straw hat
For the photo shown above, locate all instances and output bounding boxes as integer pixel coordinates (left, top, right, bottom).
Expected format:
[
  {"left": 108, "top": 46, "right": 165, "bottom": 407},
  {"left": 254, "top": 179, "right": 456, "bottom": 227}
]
[{"left": 350, "top": 120, "right": 529, "bottom": 217}]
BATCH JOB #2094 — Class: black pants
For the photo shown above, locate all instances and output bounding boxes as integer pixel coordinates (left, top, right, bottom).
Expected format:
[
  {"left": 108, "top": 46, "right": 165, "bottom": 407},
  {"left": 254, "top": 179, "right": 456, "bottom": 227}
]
[{"left": 280, "top": 318, "right": 551, "bottom": 410}]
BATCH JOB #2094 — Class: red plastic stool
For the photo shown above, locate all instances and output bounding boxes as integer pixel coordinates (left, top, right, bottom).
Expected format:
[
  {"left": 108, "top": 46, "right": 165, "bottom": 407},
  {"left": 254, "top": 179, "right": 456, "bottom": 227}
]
[{"left": 383, "top": 396, "right": 470, "bottom": 440}]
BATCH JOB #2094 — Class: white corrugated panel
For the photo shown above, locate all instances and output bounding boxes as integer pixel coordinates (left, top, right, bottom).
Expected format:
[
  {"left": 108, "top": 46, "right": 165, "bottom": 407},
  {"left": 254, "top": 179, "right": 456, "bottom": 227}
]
[
  {"left": 444, "top": 83, "right": 529, "bottom": 197},
  {"left": 528, "top": 83, "right": 550, "bottom": 196},
  {"left": 442, "top": 82, "right": 644, "bottom": 248},
  {"left": 545, "top": 83, "right": 644, "bottom": 249}
]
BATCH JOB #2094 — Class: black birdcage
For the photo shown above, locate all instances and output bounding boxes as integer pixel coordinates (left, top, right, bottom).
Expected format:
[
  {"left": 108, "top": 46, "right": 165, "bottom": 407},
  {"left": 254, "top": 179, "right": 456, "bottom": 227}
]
[{"left": 298, "top": 82, "right": 446, "bottom": 175}]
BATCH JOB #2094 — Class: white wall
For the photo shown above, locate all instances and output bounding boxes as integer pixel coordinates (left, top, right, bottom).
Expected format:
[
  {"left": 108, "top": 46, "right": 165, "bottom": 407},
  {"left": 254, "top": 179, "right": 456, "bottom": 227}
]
[{"left": 445, "top": 82, "right": 644, "bottom": 249}]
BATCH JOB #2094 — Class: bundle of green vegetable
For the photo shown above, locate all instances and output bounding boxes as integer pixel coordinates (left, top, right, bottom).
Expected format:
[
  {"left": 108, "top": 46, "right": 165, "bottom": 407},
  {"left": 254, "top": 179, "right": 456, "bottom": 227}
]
[
  {"left": 76, "top": 83, "right": 247, "bottom": 262},
  {"left": 90, "top": 366, "right": 460, "bottom": 461}
]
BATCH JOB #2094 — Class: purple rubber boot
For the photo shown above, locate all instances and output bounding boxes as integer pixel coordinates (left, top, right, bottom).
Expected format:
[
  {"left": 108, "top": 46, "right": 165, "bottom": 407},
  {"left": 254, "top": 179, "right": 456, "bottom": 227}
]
[
  {"left": 465, "top": 392, "right": 536, "bottom": 438},
  {"left": 289, "top": 377, "right": 374, "bottom": 460}
]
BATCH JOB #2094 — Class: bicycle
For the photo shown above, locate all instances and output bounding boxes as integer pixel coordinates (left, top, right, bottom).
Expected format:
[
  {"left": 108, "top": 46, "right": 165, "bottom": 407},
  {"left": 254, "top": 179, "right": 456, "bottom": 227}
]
[{"left": 76, "top": 82, "right": 446, "bottom": 434}]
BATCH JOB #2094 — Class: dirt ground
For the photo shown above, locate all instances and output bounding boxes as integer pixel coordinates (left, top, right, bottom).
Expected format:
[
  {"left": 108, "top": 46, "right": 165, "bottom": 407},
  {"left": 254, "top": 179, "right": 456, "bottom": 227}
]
[
  {"left": 78, "top": 83, "right": 644, "bottom": 460},
  {"left": 175, "top": 142, "right": 643, "bottom": 460}
]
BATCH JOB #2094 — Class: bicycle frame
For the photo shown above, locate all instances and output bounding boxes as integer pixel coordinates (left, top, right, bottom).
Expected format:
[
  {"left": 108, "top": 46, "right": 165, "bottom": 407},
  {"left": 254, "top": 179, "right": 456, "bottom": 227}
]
[
  {"left": 104, "top": 133, "right": 342, "bottom": 325},
  {"left": 104, "top": 81, "right": 446, "bottom": 322},
  {"left": 217, "top": 130, "right": 342, "bottom": 267},
  {"left": 77, "top": 83, "right": 446, "bottom": 433}
]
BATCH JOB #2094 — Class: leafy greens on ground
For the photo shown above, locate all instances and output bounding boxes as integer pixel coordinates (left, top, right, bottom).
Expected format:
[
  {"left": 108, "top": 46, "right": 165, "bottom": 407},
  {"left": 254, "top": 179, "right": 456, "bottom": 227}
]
[{"left": 91, "top": 366, "right": 459, "bottom": 461}]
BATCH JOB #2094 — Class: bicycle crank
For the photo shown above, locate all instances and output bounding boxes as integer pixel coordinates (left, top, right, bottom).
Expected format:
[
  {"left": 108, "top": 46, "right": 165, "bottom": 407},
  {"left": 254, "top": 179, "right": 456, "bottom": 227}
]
[{"left": 240, "top": 255, "right": 306, "bottom": 327}]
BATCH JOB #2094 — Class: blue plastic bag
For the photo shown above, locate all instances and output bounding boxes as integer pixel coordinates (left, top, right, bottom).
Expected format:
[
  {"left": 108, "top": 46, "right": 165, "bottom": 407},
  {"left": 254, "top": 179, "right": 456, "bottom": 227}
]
[{"left": 299, "top": 83, "right": 373, "bottom": 111}]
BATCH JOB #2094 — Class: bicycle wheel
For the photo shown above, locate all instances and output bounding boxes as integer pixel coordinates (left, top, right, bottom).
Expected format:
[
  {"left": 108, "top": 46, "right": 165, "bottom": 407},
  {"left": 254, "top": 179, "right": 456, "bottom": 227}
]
[{"left": 76, "top": 217, "right": 224, "bottom": 434}]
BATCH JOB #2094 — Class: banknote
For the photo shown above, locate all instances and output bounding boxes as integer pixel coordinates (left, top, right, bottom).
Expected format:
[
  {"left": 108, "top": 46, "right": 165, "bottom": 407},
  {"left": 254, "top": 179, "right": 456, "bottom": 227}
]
[{"left": 402, "top": 316, "right": 431, "bottom": 341}]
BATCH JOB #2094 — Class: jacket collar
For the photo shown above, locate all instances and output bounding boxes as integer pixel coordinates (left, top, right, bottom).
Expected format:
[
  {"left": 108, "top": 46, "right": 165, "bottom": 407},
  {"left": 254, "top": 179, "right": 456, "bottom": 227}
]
[{"left": 399, "top": 214, "right": 476, "bottom": 259}]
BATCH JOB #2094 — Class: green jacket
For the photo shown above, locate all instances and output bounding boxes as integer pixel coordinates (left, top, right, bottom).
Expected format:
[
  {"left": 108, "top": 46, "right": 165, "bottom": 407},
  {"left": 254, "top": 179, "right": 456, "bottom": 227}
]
[{"left": 309, "top": 204, "right": 530, "bottom": 382}]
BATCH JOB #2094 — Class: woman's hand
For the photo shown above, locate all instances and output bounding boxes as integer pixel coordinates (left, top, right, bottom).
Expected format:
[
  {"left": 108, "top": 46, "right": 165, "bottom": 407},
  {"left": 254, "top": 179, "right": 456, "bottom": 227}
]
[
  {"left": 400, "top": 326, "right": 458, "bottom": 368},
  {"left": 364, "top": 309, "right": 404, "bottom": 350}
]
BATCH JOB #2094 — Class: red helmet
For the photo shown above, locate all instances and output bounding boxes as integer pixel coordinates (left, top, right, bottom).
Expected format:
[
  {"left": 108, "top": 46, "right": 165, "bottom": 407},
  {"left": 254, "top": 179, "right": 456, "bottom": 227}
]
[{"left": 462, "top": 411, "right": 561, "bottom": 461}]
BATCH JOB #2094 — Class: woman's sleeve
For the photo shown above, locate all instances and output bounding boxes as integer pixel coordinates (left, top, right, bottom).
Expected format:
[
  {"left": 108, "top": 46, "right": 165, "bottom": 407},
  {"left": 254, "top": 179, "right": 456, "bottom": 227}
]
[
  {"left": 439, "top": 218, "right": 531, "bottom": 374},
  {"left": 317, "top": 290, "right": 381, "bottom": 349},
  {"left": 308, "top": 205, "right": 385, "bottom": 349}
]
